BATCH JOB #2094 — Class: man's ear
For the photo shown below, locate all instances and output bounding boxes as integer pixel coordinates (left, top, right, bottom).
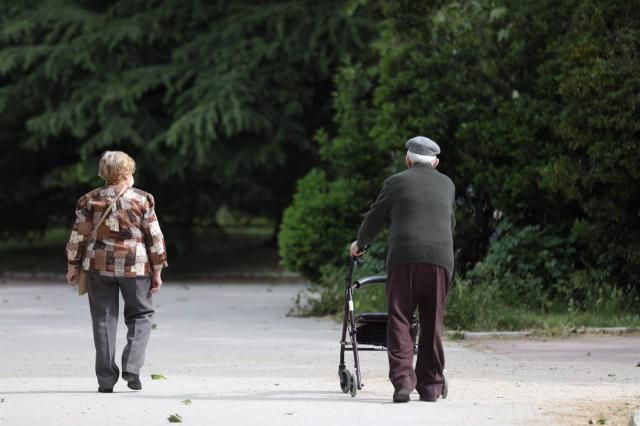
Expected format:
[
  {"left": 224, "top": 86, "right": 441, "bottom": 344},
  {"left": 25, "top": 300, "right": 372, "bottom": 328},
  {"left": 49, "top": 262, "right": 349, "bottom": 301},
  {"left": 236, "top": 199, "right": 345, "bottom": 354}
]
[
  {"left": 433, "top": 158, "right": 440, "bottom": 168},
  {"left": 405, "top": 155, "right": 412, "bottom": 168}
]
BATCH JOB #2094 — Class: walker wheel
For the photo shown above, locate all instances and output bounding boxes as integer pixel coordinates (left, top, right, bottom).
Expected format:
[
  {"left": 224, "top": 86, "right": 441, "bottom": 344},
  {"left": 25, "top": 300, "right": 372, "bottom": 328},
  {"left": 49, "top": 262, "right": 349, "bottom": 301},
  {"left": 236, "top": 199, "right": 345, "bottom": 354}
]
[
  {"left": 339, "top": 368, "right": 351, "bottom": 393},
  {"left": 442, "top": 374, "right": 448, "bottom": 399},
  {"left": 349, "top": 372, "right": 357, "bottom": 397}
]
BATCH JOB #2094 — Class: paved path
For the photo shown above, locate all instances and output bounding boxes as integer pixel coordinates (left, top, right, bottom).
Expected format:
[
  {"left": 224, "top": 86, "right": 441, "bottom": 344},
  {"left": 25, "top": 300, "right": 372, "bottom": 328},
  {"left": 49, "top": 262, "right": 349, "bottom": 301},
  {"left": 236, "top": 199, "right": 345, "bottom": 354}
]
[{"left": 0, "top": 282, "right": 638, "bottom": 425}]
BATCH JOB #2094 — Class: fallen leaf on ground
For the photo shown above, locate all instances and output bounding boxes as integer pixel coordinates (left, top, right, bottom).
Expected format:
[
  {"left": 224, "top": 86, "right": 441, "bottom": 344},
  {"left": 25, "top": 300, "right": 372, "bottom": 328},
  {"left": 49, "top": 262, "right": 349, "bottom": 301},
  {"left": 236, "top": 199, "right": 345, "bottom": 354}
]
[
  {"left": 181, "top": 399, "right": 192, "bottom": 405},
  {"left": 151, "top": 374, "right": 168, "bottom": 380},
  {"left": 167, "top": 413, "right": 182, "bottom": 423}
]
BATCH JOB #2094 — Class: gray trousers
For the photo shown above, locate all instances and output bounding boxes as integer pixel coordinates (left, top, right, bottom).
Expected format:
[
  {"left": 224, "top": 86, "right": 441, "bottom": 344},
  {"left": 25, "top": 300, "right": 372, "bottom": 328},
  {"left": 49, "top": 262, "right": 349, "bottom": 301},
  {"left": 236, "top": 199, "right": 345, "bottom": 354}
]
[{"left": 87, "top": 272, "right": 154, "bottom": 388}]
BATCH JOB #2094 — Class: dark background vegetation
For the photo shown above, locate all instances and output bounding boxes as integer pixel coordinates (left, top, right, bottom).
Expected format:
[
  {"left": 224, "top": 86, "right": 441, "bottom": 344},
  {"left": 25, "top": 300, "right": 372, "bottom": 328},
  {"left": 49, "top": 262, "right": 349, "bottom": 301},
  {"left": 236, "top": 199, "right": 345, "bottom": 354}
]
[{"left": 1, "top": 1, "right": 639, "bottom": 329}]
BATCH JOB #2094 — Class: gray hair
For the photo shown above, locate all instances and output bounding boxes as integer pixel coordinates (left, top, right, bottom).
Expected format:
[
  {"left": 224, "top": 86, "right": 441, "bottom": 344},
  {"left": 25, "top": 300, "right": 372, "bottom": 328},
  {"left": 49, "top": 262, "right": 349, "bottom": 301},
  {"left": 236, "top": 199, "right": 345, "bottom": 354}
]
[
  {"left": 98, "top": 151, "right": 136, "bottom": 184},
  {"left": 406, "top": 150, "right": 437, "bottom": 166}
]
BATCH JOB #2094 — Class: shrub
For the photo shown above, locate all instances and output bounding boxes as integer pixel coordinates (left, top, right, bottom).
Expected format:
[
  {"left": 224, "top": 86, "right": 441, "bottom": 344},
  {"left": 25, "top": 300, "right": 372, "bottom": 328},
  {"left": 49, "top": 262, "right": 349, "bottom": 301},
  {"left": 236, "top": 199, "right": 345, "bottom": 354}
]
[
  {"left": 289, "top": 239, "right": 388, "bottom": 316},
  {"left": 468, "top": 221, "right": 576, "bottom": 310},
  {"left": 278, "top": 170, "right": 370, "bottom": 281}
]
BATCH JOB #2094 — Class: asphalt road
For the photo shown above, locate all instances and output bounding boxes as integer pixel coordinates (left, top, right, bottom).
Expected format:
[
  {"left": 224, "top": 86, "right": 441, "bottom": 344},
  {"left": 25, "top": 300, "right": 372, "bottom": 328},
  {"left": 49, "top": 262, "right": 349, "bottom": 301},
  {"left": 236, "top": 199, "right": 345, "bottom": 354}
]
[{"left": 0, "top": 282, "right": 638, "bottom": 425}]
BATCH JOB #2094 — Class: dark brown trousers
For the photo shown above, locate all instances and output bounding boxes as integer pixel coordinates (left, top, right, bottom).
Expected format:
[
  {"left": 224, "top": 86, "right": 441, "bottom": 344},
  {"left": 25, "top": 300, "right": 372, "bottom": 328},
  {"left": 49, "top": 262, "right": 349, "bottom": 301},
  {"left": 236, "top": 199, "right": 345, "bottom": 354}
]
[{"left": 386, "top": 263, "right": 450, "bottom": 399}]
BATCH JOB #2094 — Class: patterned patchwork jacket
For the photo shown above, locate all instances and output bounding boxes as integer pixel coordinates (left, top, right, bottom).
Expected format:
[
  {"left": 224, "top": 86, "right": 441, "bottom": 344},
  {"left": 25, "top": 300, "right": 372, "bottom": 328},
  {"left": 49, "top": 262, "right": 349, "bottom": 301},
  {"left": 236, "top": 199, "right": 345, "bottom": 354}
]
[{"left": 66, "top": 186, "right": 168, "bottom": 277}]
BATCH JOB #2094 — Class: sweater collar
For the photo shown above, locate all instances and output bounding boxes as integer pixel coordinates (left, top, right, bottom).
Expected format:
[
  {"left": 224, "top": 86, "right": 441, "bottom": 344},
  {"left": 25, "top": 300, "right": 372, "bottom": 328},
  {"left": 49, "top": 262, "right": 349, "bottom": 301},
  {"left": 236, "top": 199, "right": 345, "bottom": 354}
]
[{"left": 411, "top": 163, "right": 437, "bottom": 171}]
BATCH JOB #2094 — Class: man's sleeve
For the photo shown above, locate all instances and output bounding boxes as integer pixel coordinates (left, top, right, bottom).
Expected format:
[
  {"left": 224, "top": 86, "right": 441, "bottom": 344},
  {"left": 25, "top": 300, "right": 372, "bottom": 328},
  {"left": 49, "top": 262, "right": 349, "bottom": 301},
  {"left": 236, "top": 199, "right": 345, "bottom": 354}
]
[
  {"left": 451, "top": 186, "right": 456, "bottom": 235},
  {"left": 356, "top": 179, "right": 391, "bottom": 249}
]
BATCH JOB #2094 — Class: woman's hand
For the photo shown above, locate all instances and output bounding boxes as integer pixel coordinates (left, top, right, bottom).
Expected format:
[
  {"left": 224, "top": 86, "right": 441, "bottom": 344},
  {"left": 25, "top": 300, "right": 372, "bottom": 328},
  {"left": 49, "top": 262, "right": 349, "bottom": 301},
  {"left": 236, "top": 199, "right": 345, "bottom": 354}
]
[
  {"left": 149, "top": 270, "right": 162, "bottom": 295},
  {"left": 66, "top": 265, "right": 79, "bottom": 285}
]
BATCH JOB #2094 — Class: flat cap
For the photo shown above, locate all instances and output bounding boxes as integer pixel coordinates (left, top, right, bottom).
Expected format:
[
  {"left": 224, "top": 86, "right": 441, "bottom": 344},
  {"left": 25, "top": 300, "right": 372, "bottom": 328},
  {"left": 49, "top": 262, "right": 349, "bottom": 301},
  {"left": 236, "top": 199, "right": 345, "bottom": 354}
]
[{"left": 405, "top": 136, "right": 440, "bottom": 156}]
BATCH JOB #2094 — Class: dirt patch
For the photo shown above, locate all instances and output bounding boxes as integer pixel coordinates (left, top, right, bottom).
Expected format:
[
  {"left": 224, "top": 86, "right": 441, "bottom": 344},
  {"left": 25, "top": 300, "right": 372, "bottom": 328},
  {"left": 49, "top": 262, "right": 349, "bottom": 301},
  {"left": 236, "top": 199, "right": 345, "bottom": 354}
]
[
  {"left": 462, "top": 334, "right": 640, "bottom": 365},
  {"left": 543, "top": 397, "right": 640, "bottom": 425}
]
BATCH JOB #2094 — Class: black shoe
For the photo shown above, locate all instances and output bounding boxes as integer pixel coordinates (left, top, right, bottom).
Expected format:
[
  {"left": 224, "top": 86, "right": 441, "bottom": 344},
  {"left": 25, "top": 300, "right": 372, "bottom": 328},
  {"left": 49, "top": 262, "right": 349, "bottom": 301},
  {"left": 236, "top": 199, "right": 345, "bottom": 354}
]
[
  {"left": 419, "top": 395, "right": 437, "bottom": 402},
  {"left": 419, "top": 374, "right": 448, "bottom": 401},
  {"left": 393, "top": 388, "right": 412, "bottom": 403},
  {"left": 122, "top": 371, "right": 142, "bottom": 391},
  {"left": 98, "top": 387, "right": 113, "bottom": 393}
]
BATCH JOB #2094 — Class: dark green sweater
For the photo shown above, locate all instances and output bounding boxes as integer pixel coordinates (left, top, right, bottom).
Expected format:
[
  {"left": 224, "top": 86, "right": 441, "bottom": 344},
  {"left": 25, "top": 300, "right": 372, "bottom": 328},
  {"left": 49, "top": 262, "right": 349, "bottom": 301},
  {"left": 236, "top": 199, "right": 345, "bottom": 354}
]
[{"left": 356, "top": 164, "right": 456, "bottom": 280}]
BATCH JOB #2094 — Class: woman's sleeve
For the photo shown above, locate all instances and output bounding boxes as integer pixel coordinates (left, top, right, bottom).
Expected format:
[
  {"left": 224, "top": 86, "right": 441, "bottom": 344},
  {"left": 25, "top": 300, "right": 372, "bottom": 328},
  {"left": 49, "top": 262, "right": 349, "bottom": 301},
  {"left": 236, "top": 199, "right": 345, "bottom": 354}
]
[
  {"left": 66, "top": 196, "right": 93, "bottom": 267},
  {"left": 142, "top": 194, "right": 168, "bottom": 271}
]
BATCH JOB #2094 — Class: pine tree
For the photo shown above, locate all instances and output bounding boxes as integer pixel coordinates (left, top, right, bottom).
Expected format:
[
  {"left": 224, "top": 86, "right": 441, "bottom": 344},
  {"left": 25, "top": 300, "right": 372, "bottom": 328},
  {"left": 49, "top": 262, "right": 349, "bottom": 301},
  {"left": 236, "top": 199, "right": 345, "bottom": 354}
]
[{"left": 0, "top": 0, "right": 377, "bottom": 235}]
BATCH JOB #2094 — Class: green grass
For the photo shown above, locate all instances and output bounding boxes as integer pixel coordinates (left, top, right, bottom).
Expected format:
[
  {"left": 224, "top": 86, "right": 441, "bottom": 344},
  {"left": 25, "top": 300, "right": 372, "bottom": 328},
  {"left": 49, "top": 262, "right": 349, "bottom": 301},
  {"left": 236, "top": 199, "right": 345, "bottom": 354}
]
[
  {"left": 0, "top": 228, "right": 69, "bottom": 250},
  {"left": 443, "top": 279, "right": 640, "bottom": 331},
  {"left": 293, "top": 285, "right": 640, "bottom": 332},
  {"left": 290, "top": 268, "right": 640, "bottom": 332},
  {"left": 0, "top": 228, "right": 70, "bottom": 273},
  {"left": 445, "top": 305, "right": 640, "bottom": 333},
  {"left": 447, "top": 331, "right": 466, "bottom": 340},
  {"left": 221, "top": 224, "right": 275, "bottom": 238}
]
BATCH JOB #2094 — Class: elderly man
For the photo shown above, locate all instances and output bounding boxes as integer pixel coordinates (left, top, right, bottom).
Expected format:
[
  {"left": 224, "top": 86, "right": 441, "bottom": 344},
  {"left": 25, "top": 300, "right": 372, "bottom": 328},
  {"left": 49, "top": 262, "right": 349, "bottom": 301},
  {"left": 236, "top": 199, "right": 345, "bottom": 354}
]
[{"left": 350, "top": 136, "right": 456, "bottom": 403}]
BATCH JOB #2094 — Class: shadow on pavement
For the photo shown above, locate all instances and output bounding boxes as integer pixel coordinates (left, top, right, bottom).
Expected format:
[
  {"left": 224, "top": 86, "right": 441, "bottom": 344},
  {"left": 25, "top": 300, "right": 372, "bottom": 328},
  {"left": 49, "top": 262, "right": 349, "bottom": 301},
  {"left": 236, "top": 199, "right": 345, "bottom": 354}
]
[{"left": 128, "top": 390, "right": 395, "bottom": 404}]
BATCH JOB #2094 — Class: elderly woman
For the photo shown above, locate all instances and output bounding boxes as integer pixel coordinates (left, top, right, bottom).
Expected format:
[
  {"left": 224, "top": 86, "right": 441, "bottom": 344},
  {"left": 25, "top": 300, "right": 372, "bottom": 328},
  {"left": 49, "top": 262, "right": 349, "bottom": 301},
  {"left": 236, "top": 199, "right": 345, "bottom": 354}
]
[{"left": 65, "top": 151, "right": 168, "bottom": 393}]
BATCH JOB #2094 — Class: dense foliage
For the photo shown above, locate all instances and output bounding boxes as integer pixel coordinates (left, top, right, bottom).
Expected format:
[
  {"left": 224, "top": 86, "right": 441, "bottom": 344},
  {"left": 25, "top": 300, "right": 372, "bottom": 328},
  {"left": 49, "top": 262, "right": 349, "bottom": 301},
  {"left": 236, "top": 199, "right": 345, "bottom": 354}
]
[
  {"left": 280, "top": 0, "right": 640, "bottom": 321},
  {"left": 0, "top": 0, "right": 376, "bottom": 237},
  {"left": 1, "top": 0, "right": 638, "bottom": 323},
  {"left": 278, "top": 63, "right": 385, "bottom": 280}
]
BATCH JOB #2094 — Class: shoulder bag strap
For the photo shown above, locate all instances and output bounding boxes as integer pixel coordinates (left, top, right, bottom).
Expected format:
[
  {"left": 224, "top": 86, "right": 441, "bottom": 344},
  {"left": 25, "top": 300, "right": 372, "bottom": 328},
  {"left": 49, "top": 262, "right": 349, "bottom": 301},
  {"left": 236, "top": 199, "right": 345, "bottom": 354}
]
[{"left": 89, "top": 186, "right": 128, "bottom": 242}]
